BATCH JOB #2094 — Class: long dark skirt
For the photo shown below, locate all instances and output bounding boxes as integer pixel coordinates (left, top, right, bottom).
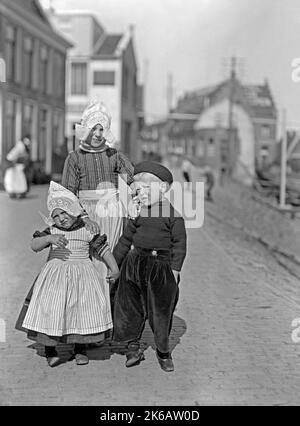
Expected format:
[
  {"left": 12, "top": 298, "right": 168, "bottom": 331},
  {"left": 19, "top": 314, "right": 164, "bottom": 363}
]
[
  {"left": 15, "top": 280, "right": 36, "bottom": 333},
  {"left": 113, "top": 248, "right": 179, "bottom": 353}
]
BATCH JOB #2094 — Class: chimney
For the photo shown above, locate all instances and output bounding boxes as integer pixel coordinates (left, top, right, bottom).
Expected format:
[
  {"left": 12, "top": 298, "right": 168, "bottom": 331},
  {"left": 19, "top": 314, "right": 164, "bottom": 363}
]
[{"left": 129, "top": 24, "right": 135, "bottom": 38}]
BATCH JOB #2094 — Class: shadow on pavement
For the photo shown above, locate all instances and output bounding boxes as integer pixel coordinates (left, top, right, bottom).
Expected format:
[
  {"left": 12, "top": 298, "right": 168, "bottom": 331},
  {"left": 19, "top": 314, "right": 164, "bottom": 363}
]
[
  {"left": 26, "top": 315, "right": 187, "bottom": 366},
  {"left": 89, "top": 314, "right": 187, "bottom": 362},
  {"left": 27, "top": 343, "right": 74, "bottom": 367}
]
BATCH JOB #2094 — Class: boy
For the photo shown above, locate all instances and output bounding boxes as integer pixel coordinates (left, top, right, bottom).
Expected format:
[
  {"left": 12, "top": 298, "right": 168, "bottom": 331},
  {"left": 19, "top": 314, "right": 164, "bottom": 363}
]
[{"left": 112, "top": 161, "right": 187, "bottom": 372}]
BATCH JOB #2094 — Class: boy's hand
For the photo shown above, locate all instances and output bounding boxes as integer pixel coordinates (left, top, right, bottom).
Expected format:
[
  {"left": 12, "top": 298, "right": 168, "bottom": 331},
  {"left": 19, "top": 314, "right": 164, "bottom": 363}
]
[
  {"left": 82, "top": 217, "right": 100, "bottom": 234},
  {"left": 48, "top": 234, "right": 69, "bottom": 248},
  {"left": 106, "top": 270, "right": 120, "bottom": 284},
  {"left": 129, "top": 182, "right": 137, "bottom": 194},
  {"left": 172, "top": 270, "right": 180, "bottom": 284},
  {"left": 128, "top": 197, "right": 141, "bottom": 219}
]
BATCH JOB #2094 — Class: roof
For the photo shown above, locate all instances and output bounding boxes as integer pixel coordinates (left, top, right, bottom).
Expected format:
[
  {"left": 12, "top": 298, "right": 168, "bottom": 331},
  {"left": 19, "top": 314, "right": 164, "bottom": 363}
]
[
  {"left": 173, "top": 78, "right": 276, "bottom": 123},
  {"left": 242, "top": 83, "right": 277, "bottom": 119},
  {"left": 95, "top": 34, "right": 123, "bottom": 56},
  {"left": 14, "top": 0, "right": 51, "bottom": 26},
  {"left": 3, "top": 0, "right": 73, "bottom": 49},
  {"left": 174, "top": 85, "right": 217, "bottom": 115},
  {"left": 53, "top": 10, "right": 98, "bottom": 16}
]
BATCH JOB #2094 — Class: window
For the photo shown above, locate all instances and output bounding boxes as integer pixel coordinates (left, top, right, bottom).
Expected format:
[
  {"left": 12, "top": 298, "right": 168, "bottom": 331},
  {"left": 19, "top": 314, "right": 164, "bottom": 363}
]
[
  {"left": 39, "top": 108, "right": 48, "bottom": 161},
  {"left": 5, "top": 24, "right": 16, "bottom": 81},
  {"left": 52, "top": 111, "right": 63, "bottom": 149},
  {"left": 23, "top": 103, "right": 33, "bottom": 137},
  {"left": 123, "top": 120, "right": 132, "bottom": 155},
  {"left": 207, "top": 138, "right": 216, "bottom": 157},
  {"left": 0, "top": 57, "right": 5, "bottom": 82},
  {"left": 71, "top": 62, "right": 87, "bottom": 95},
  {"left": 261, "top": 124, "right": 271, "bottom": 139},
  {"left": 203, "top": 97, "right": 210, "bottom": 108},
  {"left": 197, "top": 140, "right": 204, "bottom": 157},
  {"left": 122, "top": 65, "right": 129, "bottom": 101},
  {"left": 23, "top": 36, "right": 33, "bottom": 88},
  {"left": 40, "top": 45, "right": 48, "bottom": 94},
  {"left": 260, "top": 145, "right": 269, "bottom": 158},
  {"left": 214, "top": 112, "right": 223, "bottom": 127},
  {"left": 58, "top": 16, "right": 71, "bottom": 28},
  {"left": 53, "top": 52, "right": 65, "bottom": 98},
  {"left": 133, "top": 72, "right": 137, "bottom": 107},
  {"left": 192, "top": 141, "right": 196, "bottom": 157},
  {"left": 93, "top": 71, "right": 115, "bottom": 86},
  {"left": 5, "top": 98, "right": 17, "bottom": 151}
]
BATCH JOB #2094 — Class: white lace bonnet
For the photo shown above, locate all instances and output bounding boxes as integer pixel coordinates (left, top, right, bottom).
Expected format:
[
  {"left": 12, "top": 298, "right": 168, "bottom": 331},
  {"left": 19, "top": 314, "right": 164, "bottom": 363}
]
[
  {"left": 40, "top": 181, "right": 83, "bottom": 226},
  {"left": 75, "top": 98, "right": 115, "bottom": 145}
]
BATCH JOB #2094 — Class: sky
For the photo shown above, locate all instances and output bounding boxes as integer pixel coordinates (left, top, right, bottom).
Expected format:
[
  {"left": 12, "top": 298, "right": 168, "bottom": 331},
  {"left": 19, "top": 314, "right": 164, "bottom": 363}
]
[{"left": 41, "top": 0, "right": 300, "bottom": 128}]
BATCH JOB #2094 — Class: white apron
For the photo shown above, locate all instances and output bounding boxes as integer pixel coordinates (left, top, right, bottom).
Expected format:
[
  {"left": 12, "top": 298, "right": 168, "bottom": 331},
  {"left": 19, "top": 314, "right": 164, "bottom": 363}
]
[
  {"left": 4, "top": 164, "right": 27, "bottom": 194},
  {"left": 79, "top": 189, "right": 126, "bottom": 278}
]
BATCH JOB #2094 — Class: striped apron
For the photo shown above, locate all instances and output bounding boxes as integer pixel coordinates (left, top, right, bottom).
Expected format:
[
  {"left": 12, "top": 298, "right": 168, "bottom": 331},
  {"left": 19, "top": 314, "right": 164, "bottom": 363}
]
[{"left": 79, "top": 189, "right": 126, "bottom": 278}]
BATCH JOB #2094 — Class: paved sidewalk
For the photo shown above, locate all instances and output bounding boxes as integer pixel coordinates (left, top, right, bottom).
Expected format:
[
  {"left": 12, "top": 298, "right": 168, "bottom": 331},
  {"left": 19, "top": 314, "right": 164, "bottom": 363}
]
[{"left": 0, "top": 186, "right": 300, "bottom": 405}]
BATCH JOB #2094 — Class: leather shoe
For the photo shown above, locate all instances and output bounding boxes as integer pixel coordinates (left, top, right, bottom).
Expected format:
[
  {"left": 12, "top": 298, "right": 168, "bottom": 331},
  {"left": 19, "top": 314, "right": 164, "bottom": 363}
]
[
  {"left": 156, "top": 354, "right": 174, "bottom": 372},
  {"left": 125, "top": 350, "right": 145, "bottom": 368},
  {"left": 75, "top": 353, "right": 89, "bottom": 365},
  {"left": 47, "top": 356, "right": 60, "bottom": 368}
]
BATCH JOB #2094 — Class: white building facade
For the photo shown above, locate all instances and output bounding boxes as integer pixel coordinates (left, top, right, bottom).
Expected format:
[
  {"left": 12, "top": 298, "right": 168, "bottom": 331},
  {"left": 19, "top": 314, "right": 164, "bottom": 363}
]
[{"left": 49, "top": 10, "right": 140, "bottom": 162}]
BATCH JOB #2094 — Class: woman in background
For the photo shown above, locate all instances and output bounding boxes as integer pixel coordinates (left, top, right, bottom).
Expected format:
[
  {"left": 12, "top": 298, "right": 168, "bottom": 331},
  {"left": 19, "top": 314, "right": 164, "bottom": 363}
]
[{"left": 4, "top": 135, "right": 32, "bottom": 198}]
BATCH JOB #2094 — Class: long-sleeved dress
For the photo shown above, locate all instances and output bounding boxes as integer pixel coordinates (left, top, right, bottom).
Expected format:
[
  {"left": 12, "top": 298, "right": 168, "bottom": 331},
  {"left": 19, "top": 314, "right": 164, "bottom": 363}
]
[
  {"left": 61, "top": 147, "right": 134, "bottom": 279},
  {"left": 21, "top": 220, "right": 113, "bottom": 346}
]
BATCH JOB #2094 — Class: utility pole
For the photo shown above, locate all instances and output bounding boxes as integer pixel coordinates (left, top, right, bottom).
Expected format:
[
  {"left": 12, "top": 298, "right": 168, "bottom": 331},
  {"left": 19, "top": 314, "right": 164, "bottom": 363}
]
[
  {"left": 227, "top": 56, "right": 236, "bottom": 176},
  {"left": 167, "top": 72, "right": 174, "bottom": 114},
  {"left": 143, "top": 59, "right": 149, "bottom": 124},
  {"left": 72, "top": 124, "right": 76, "bottom": 152},
  {"left": 49, "top": 0, "right": 55, "bottom": 14},
  {"left": 280, "top": 108, "right": 287, "bottom": 208}
]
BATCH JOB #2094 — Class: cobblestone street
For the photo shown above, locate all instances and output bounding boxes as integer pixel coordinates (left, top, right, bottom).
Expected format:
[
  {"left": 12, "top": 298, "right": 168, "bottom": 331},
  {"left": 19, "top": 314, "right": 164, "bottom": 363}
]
[{"left": 1, "top": 183, "right": 300, "bottom": 406}]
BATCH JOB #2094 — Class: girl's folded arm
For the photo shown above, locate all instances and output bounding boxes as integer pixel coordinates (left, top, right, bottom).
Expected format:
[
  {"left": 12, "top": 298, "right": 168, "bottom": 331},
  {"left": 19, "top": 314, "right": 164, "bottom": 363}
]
[
  {"left": 31, "top": 228, "right": 51, "bottom": 252},
  {"left": 31, "top": 235, "right": 51, "bottom": 252}
]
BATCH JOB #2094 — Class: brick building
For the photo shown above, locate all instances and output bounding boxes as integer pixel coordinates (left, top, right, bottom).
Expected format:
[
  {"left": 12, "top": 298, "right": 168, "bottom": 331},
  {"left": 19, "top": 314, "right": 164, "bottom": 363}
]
[
  {"left": 0, "top": 0, "right": 71, "bottom": 177},
  {"left": 166, "top": 77, "right": 277, "bottom": 185}
]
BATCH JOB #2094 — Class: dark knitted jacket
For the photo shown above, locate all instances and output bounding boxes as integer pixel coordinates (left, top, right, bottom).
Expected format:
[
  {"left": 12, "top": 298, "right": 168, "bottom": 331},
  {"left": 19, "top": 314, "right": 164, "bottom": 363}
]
[{"left": 113, "top": 199, "right": 187, "bottom": 271}]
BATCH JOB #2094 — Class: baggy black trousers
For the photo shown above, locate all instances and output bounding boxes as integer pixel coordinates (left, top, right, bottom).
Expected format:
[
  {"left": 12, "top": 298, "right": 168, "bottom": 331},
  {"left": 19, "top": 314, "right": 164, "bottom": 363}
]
[{"left": 113, "top": 247, "right": 179, "bottom": 353}]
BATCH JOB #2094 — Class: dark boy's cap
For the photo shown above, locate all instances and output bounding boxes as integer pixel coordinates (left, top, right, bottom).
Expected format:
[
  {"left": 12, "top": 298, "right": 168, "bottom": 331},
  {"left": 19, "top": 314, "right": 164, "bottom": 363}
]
[{"left": 134, "top": 161, "right": 173, "bottom": 185}]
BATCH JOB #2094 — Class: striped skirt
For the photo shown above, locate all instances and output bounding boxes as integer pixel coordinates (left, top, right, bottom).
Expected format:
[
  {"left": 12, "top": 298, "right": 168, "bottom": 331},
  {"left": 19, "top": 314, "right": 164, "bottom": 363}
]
[
  {"left": 22, "top": 258, "right": 113, "bottom": 337},
  {"left": 79, "top": 190, "right": 126, "bottom": 278}
]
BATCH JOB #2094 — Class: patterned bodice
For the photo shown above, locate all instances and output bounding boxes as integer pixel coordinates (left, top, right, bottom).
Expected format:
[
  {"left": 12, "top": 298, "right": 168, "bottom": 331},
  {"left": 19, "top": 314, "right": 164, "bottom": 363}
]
[{"left": 47, "top": 226, "right": 94, "bottom": 262}]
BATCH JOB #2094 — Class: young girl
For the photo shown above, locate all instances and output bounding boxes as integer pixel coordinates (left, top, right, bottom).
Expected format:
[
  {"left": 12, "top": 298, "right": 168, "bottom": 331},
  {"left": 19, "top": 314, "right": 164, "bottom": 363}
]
[
  {"left": 20, "top": 181, "right": 119, "bottom": 367},
  {"left": 61, "top": 99, "right": 135, "bottom": 286}
]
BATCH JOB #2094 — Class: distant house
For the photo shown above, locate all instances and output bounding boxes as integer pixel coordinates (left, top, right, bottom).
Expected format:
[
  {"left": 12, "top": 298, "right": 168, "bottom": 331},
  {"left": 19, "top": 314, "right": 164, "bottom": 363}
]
[
  {"left": 139, "top": 121, "right": 167, "bottom": 162},
  {"left": 167, "top": 77, "right": 277, "bottom": 185},
  {"left": 48, "top": 9, "right": 141, "bottom": 162},
  {"left": 0, "top": 0, "right": 71, "bottom": 177},
  {"left": 276, "top": 130, "right": 300, "bottom": 173},
  {"left": 288, "top": 133, "right": 300, "bottom": 173}
]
